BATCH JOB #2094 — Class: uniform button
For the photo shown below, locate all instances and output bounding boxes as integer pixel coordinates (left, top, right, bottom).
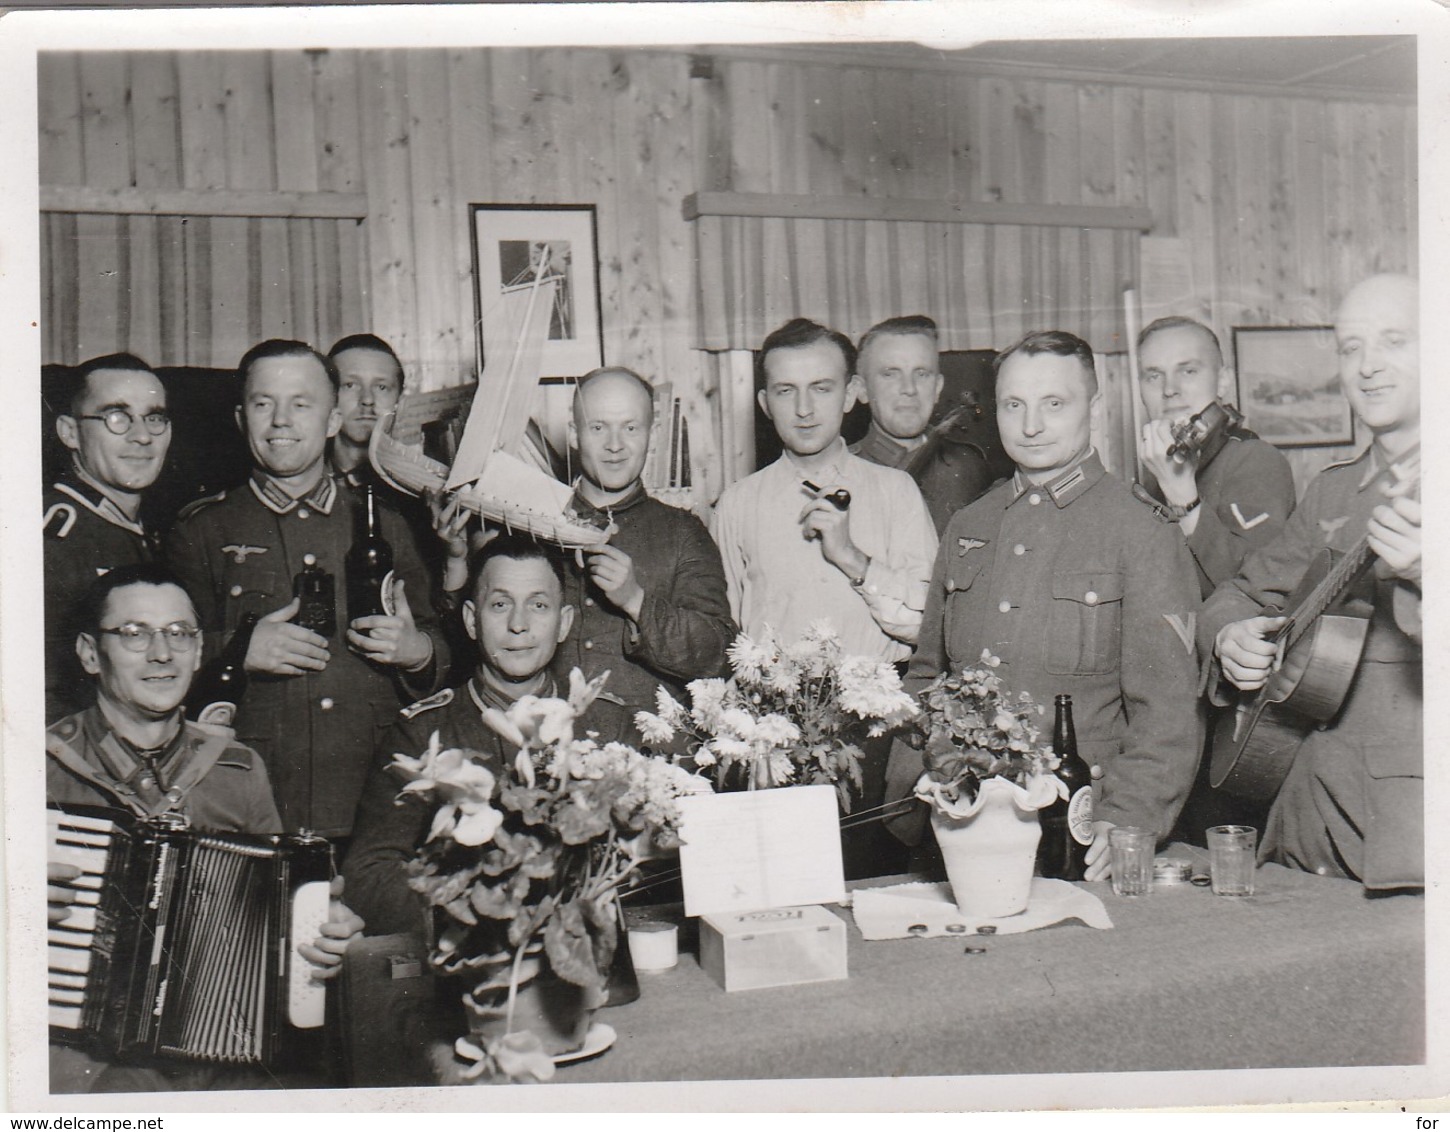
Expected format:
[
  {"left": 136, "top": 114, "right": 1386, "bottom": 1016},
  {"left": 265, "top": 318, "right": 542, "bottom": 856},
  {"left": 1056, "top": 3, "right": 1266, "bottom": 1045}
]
[
  {"left": 583, "top": 640, "right": 594, "bottom": 651},
  {"left": 584, "top": 598, "right": 595, "bottom": 608},
  {"left": 1084, "top": 591, "right": 1098, "bottom": 605},
  {"left": 298, "top": 508, "right": 311, "bottom": 520},
  {"left": 998, "top": 600, "right": 1012, "bottom": 613},
  {"left": 230, "top": 584, "right": 243, "bottom": 597},
  {"left": 320, "top": 697, "right": 335, "bottom": 710},
  {"left": 946, "top": 579, "right": 957, "bottom": 594},
  {"left": 1028, "top": 493, "right": 1042, "bottom": 506},
  {"left": 1013, "top": 544, "right": 1026, "bottom": 556}
]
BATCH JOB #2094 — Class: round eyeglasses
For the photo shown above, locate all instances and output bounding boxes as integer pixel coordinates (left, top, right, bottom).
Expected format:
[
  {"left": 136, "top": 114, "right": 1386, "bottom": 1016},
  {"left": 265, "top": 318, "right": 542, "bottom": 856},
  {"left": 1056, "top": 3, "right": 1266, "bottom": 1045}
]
[
  {"left": 98, "top": 622, "right": 202, "bottom": 652},
  {"left": 76, "top": 409, "right": 171, "bottom": 436}
]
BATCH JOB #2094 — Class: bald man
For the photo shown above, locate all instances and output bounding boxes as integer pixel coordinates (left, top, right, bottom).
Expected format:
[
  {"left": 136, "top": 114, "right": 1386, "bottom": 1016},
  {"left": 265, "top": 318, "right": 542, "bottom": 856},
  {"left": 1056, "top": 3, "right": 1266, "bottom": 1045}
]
[
  {"left": 1200, "top": 274, "right": 1422, "bottom": 890},
  {"left": 553, "top": 366, "right": 735, "bottom": 719}
]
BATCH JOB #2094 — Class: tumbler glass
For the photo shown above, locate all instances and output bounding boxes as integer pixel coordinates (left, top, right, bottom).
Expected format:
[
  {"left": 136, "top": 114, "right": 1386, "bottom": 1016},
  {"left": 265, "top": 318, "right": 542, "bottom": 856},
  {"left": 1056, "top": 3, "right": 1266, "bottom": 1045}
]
[
  {"left": 1207, "top": 825, "right": 1258, "bottom": 897},
  {"left": 1109, "top": 826, "right": 1155, "bottom": 897}
]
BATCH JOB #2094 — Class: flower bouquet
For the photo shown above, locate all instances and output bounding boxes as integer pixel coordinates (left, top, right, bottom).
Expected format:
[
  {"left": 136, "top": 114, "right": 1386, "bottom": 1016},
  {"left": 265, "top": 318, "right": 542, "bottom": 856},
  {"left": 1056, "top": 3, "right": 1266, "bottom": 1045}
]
[
  {"left": 388, "top": 670, "right": 706, "bottom": 1084},
  {"left": 908, "top": 654, "right": 1065, "bottom": 916},
  {"left": 634, "top": 621, "right": 918, "bottom": 811}
]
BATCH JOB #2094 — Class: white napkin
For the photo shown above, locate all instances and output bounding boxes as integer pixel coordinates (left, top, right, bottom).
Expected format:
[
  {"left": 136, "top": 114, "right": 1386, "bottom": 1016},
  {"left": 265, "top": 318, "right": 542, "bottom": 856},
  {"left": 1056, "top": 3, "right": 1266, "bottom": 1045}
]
[{"left": 850, "top": 877, "right": 1114, "bottom": 940}]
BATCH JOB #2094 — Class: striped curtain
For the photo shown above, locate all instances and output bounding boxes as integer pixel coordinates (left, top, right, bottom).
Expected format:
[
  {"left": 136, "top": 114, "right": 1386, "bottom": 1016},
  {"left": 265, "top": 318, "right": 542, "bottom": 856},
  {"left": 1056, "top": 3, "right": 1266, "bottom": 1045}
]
[{"left": 694, "top": 215, "right": 1139, "bottom": 356}]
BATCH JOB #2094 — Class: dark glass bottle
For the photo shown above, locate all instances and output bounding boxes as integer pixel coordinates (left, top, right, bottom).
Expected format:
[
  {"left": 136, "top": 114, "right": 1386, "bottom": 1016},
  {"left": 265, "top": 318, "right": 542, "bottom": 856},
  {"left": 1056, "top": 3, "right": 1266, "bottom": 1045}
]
[
  {"left": 186, "top": 611, "right": 260, "bottom": 727},
  {"left": 1035, "top": 694, "right": 1093, "bottom": 881},
  {"left": 345, "top": 485, "right": 395, "bottom": 623},
  {"left": 294, "top": 554, "right": 337, "bottom": 638}
]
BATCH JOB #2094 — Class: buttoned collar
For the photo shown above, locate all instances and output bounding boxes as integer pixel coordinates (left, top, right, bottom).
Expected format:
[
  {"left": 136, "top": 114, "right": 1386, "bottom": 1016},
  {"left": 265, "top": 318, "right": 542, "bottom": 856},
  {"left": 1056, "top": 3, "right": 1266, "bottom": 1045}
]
[
  {"left": 1009, "top": 450, "right": 1104, "bottom": 509},
  {"left": 248, "top": 469, "right": 338, "bottom": 515},
  {"left": 568, "top": 479, "right": 648, "bottom": 520},
  {"left": 55, "top": 464, "right": 148, "bottom": 536},
  {"left": 851, "top": 423, "right": 913, "bottom": 470},
  {"left": 468, "top": 674, "right": 559, "bottom": 718}
]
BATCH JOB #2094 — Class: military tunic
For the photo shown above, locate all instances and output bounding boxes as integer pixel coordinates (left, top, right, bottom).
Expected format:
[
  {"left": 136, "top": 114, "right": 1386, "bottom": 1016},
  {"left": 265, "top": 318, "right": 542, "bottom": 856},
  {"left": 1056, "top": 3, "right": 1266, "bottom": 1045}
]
[
  {"left": 164, "top": 471, "right": 448, "bottom": 837},
  {"left": 343, "top": 678, "right": 634, "bottom": 936},
  {"left": 554, "top": 483, "right": 736, "bottom": 718},
  {"left": 1142, "top": 427, "right": 1297, "bottom": 599},
  {"left": 1198, "top": 444, "right": 1421, "bottom": 889},
  {"left": 851, "top": 420, "right": 996, "bottom": 535},
  {"left": 44, "top": 474, "right": 157, "bottom": 722},
  {"left": 885, "top": 453, "right": 1204, "bottom": 845}
]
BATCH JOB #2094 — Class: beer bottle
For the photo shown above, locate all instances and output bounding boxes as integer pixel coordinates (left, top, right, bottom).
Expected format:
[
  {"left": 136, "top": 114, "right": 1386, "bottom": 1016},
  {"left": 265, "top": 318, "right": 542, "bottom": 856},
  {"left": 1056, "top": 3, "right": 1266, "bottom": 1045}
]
[
  {"left": 345, "top": 484, "right": 395, "bottom": 623},
  {"left": 294, "top": 554, "right": 337, "bottom": 638},
  {"left": 1035, "top": 694, "right": 1093, "bottom": 881},
  {"left": 186, "top": 611, "right": 260, "bottom": 729}
]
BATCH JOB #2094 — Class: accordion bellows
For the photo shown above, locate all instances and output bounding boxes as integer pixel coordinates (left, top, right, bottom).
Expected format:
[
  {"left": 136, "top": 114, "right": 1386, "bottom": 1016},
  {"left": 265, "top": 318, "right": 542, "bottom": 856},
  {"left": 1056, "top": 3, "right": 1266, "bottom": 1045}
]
[{"left": 48, "top": 806, "right": 333, "bottom": 1068}]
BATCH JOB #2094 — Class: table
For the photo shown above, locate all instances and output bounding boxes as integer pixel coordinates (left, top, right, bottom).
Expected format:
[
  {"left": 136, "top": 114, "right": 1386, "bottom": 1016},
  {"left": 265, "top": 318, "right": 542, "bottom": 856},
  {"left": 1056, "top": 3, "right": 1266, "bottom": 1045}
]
[{"left": 343, "top": 850, "right": 1424, "bottom": 1085}]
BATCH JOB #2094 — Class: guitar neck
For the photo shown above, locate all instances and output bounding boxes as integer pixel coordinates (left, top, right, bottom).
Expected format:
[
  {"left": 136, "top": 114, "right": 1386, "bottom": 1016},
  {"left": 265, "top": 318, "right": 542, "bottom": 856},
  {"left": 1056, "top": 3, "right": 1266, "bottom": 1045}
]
[{"left": 1282, "top": 535, "right": 1375, "bottom": 653}]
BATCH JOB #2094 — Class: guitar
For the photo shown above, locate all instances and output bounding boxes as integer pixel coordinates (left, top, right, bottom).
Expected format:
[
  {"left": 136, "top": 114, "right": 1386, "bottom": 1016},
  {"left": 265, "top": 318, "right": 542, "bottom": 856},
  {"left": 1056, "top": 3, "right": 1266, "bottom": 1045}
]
[{"left": 1208, "top": 452, "right": 1419, "bottom": 803}]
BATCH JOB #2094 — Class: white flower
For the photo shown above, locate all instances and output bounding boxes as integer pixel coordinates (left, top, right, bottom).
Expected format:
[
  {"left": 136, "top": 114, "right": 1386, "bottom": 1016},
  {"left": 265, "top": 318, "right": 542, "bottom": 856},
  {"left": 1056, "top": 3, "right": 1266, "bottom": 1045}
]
[
  {"left": 634, "top": 710, "right": 677, "bottom": 747},
  {"left": 727, "top": 634, "right": 773, "bottom": 684},
  {"left": 653, "top": 686, "right": 687, "bottom": 726},
  {"left": 753, "top": 712, "right": 801, "bottom": 747},
  {"left": 688, "top": 678, "right": 728, "bottom": 728}
]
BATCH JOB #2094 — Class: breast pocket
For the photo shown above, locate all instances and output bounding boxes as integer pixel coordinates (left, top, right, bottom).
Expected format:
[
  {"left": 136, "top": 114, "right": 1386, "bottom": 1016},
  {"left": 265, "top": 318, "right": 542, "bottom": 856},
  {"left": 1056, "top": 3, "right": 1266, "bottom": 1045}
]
[
  {"left": 220, "top": 566, "right": 279, "bottom": 627},
  {"left": 942, "top": 556, "right": 987, "bottom": 650},
  {"left": 1047, "top": 570, "right": 1123, "bottom": 676}
]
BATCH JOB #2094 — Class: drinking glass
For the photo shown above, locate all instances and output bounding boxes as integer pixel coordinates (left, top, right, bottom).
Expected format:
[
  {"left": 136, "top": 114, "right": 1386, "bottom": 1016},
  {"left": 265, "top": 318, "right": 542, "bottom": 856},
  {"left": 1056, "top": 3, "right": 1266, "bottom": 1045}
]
[
  {"left": 1109, "top": 826, "right": 1155, "bottom": 897},
  {"left": 1207, "top": 825, "right": 1258, "bottom": 897}
]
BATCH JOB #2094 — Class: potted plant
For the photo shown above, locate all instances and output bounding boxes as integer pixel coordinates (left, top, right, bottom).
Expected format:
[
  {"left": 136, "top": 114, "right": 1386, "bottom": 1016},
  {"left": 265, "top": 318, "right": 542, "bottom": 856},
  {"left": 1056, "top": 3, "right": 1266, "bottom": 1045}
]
[
  {"left": 909, "top": 654, "right": 1065, "bottom": 917},
  {"left": 388, "top": 670, "right": 707, "bottom": 1084},
  {"left": 634, "top": 621, "right": 919, "bottom": 810}
]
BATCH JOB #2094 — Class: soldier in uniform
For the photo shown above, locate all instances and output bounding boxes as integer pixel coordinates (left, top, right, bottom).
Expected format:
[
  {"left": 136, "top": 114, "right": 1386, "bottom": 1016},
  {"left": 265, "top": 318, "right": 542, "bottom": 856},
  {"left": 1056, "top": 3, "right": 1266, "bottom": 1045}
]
[
  {"left": 850, "top": 315, "right": 995, "bottom": 533},
  {"left": 884, "top": 330, "right": 1204, "bottom": 878},
  {"left": 47, "top": 564, "right": 361, "bottom": 1093},
  {"left": 44, "top": 354, "right": 171, "bottom": 722},
  {"left": 344, "top": 532, "right": 633, "bottom": 936},
  {"left": 1134, "top": 316, "right": 1299, "bottom": 841},
  {"left": 554, "top": 366, "right": 735, "bottom": 721},
  {"left": 1135, "top": 316, "right": 1297, "bottom": 598},
  {"left": 165, "top": 340, "right": 449, "bottom": 838},
  {"left": 1201, "top": 274, "right": 1422, "bottom": 891}
]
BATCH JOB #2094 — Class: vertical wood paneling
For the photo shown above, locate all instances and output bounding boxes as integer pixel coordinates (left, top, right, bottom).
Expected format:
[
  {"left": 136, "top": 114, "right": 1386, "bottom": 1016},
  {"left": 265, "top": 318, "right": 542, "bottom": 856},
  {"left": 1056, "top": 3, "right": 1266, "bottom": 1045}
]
[
  {"left": 312, "top": 49, "right": 362, "bottom": 194},
  {"left": 446, "top": 49, "right": 494, "bottom": 377},
  {"left": 358, "top": 49, "right": 418, "bottom": 369},
  {"left": 128, "top": 54, "right": 179, "bottom": 190},
  {"left": 270, "top": 52, "right": 319, "bottom": 193},
  {"left": 38, "top": 53, "right": 84, "bottom": 186}
]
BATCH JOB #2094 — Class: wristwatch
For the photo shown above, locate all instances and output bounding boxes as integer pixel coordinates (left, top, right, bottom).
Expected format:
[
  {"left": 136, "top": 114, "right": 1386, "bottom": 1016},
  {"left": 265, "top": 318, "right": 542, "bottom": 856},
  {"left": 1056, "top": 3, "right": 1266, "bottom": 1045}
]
[{"left": 1163, "top": 496, "right": 1201, "bottom": 522}]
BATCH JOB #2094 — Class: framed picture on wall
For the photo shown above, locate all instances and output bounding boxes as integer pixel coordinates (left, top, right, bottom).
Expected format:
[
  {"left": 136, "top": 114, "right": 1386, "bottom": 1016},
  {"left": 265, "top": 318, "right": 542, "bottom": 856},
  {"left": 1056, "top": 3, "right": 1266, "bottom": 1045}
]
[
  {"left": 470, "top": 204, "right": 604, "bottom": 383},
  {"left": 1232, "top": 325, "right": 1355, "bottom": 448}
]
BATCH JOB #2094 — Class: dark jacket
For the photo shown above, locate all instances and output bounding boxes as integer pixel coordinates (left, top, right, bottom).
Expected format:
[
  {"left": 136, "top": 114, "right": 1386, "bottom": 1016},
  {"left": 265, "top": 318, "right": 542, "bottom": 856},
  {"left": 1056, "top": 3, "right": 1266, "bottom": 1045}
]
[
  {"left": 343, "top": 678, "right": 634, "bottom": 935},
  {"left": 553, "top": 484, "right": 736, "bottom": 717},
  {"left": 44, "top": 475, "right": 157, "bottom": 723},
  {"left": 851, "top": 421, "right": 995, "bottom": 535},
  {"left": 164, "top": 471, "right": 448, "bottom": 836}
]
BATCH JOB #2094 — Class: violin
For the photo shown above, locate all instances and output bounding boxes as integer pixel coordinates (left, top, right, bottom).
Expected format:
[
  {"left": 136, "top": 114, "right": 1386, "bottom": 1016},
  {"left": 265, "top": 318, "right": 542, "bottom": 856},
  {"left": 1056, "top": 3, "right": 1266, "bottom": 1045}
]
[{"left": 1166, "top": 400, "right": 1243, "bottom": 464}]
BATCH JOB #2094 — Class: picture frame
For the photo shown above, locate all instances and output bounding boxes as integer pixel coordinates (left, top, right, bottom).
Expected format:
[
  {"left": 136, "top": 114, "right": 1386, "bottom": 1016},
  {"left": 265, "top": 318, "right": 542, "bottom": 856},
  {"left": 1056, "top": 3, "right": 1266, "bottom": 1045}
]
[
  {"left": 469, "top": 203, "right": 604, "bottom": 384},
  {"left": 1232, "top": 325, "right": 1355, "bottom": 448}
]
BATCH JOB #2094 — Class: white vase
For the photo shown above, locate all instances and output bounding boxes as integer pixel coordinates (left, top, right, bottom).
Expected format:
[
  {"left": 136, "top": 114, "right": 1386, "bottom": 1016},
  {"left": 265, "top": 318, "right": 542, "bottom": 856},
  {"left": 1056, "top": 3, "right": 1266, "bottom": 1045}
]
[{"left": 929, "top": 776, "right": 1044, "bottom": 918}]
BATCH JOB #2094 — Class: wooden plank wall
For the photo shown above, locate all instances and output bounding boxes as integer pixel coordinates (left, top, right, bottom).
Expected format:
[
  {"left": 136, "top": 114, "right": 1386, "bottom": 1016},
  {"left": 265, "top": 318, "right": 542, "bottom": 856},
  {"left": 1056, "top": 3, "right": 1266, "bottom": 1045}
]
[{"left": 38, "top": 47, "right": 1415, "bottom": 498}]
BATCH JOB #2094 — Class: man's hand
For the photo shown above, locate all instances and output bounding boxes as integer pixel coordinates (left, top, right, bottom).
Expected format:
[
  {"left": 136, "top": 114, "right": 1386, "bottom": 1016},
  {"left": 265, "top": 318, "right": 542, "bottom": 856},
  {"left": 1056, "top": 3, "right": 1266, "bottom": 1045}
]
[
  {"left": 1369, "top": 494, "right": 1421, "bottom": 587},
  {"left": 799, "top": 489, "right": 868, "bottom": 582},
  {"left": 1138, "top": 418, "right": 1201, "bottom": 508},
  {"left": 585, "top": 544, "right": 645, "bottom": 622},
  {"left": 245, "top": 597, "right": 330, "bottom": 676},
  {"left": 1084, "top": 820, "right": 1115, "bottom": 882},
  {"left": 347, "top": 579, "right": 433, "bottom": 670},
  {"left": 48, "top": 861, "right": 81, "bottom": 925},
  {"left": 296, "top": 876, "right": 364, "bottom": 981},
  {"left": 1215, "top": 615, "right": 1288, "bottom": 691}
]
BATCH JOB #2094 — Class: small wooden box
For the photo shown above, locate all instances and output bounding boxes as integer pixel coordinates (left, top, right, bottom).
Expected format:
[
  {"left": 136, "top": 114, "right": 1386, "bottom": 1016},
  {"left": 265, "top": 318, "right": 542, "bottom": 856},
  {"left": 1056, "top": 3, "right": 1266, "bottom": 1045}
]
[{"left": 698, "top": 905, "right": 848, "bottom": 992}]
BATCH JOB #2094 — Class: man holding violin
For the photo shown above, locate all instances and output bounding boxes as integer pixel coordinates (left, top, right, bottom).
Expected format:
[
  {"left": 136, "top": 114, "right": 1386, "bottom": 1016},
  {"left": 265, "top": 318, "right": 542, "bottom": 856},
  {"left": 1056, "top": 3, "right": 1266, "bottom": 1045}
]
[{"left": 1135, "top": 317, "right": 1297, "bottom": 599}]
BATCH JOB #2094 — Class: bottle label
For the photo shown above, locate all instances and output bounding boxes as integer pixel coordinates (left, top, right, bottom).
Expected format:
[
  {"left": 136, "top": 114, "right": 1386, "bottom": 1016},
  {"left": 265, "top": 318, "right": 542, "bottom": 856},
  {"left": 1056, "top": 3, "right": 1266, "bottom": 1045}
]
[
  {"left": 380, "top": 570, "right": 397, "bottom": 616},
  {"left": 1067, "top": 785, "right": 1094, "bottom": 845}
]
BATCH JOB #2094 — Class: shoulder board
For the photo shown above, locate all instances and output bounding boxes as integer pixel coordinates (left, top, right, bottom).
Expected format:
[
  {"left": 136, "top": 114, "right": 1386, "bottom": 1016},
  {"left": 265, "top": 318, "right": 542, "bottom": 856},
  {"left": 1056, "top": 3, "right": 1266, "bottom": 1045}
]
[
  {"left": 43, "top": 501, "right": 78, "bottom": 539},
  {"left": 401, "top": 687, "right": 455, "bottom": 719},
  {"left": 176, "top": 490, "right": 228, "bottom": 522},
  {"left": 1321, "top": 451, "right": 1368, "bottom": 474}
]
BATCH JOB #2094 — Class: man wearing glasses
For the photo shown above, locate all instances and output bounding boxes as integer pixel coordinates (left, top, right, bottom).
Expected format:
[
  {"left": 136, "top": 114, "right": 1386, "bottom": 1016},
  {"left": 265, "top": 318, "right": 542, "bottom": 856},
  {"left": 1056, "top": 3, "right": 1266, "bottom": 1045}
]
[
  {"left": 45, "top": 354, "right": 172, "bottom": 722},
  {"left": 46, "top": 563, "right": 362, "bottom": 1092}
]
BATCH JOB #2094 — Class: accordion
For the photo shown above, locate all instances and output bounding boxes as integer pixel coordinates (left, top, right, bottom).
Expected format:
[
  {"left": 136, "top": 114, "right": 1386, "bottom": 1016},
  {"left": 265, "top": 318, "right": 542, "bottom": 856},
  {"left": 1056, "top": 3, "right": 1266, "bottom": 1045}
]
[{"left": 48, "top": 805, "right": 333, "bottom": 1068}]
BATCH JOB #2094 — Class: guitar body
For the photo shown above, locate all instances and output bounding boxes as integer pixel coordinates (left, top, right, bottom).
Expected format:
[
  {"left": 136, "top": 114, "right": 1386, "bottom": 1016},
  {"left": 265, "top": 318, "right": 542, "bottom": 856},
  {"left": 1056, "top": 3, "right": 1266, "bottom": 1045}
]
[{"left": 1209, "top": 548, "right": 1373, "bottom": 802}]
